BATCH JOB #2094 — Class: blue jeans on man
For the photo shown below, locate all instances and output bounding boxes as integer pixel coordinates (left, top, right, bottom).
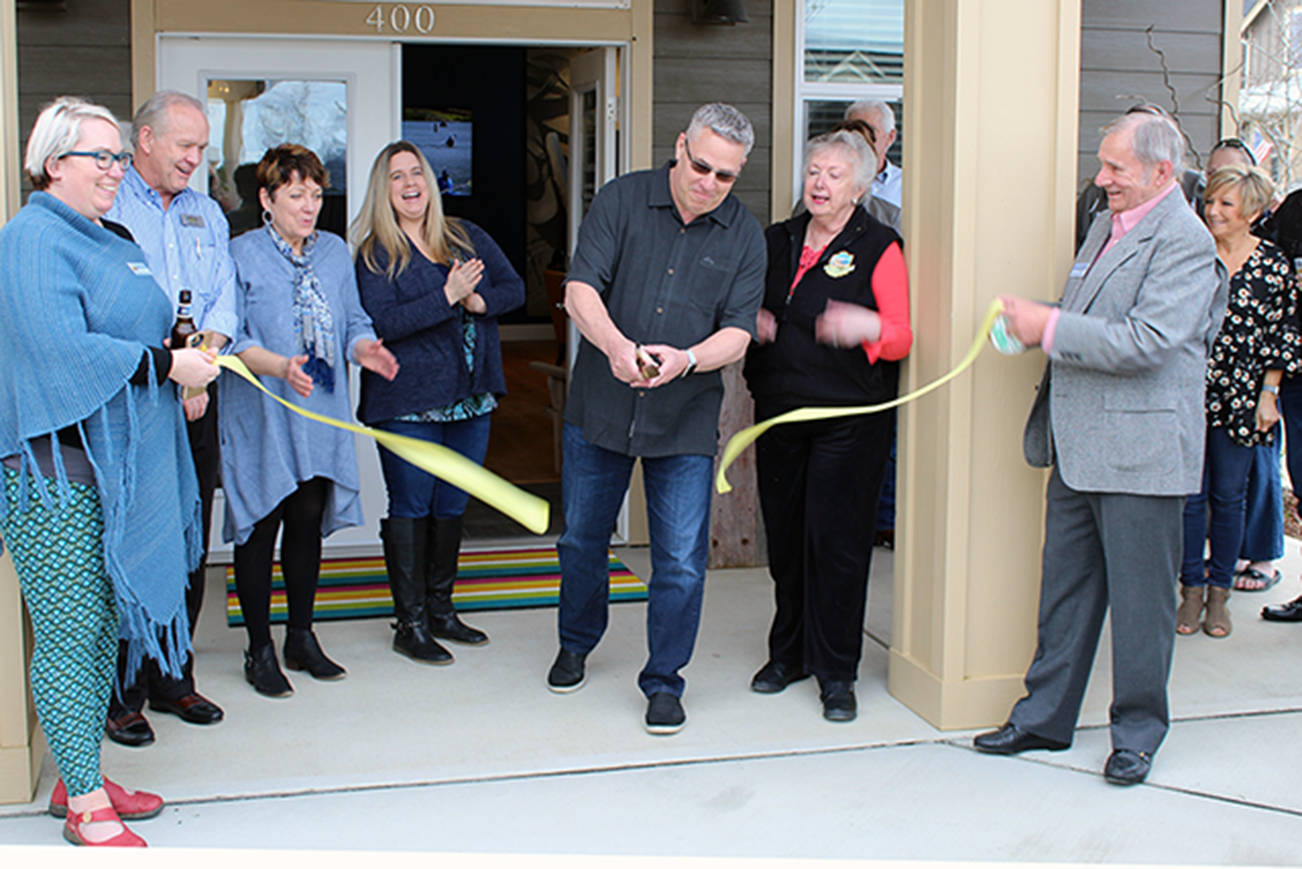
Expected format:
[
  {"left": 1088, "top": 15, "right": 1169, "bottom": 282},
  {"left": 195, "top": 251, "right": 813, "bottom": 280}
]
[{"left": 556, "top": 422, "right": 713, "bottom": 698}]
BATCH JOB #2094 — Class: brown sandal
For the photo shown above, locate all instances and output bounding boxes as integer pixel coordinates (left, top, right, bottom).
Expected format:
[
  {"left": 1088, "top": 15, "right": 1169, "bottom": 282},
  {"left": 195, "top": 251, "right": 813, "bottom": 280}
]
[
  {"left": 1176, "top": 584, "right": 1204, "bottom": 635},
  {"left": 1203, "top": 586, "right": 1232, "bottom": 638}
]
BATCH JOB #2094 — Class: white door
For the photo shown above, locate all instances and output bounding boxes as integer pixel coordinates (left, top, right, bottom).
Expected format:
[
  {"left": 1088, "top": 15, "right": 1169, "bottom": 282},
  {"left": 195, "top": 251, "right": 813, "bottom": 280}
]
[
  {"left": 565, "top": 47, "right": 633, "bottom": 542},
  {"left": 158, "top": 36, "right": 400, "bottom": 560}
]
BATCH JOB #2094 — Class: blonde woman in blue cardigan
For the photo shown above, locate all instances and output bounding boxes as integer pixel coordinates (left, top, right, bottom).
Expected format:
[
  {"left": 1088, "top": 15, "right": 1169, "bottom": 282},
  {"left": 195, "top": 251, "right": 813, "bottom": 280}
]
[
  {"left": 351, "top": 141, "right": 524, "bottom": 663},
  {"left": 0, "top": 97, "right": 218, "bottom": 847}
]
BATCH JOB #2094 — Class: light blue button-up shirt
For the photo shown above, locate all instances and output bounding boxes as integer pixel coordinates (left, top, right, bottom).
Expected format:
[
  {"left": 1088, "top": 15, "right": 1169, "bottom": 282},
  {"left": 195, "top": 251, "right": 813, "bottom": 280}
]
[
  {"left": 106, "top": 166, "right": 238, "bottom": 341},
  {"left": 872, "top": 161, "right": 903, "bottom": 210}
]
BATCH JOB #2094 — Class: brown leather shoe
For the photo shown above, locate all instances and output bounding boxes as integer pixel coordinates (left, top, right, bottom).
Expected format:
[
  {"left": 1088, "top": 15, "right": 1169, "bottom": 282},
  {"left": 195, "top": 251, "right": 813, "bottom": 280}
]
[
  {"left": 1176, "top": 584, "right": 1204, "bottom": 636},
  {"left": 105, "top": 711, "right": 155, "bottom": 747},
  {"left": 1203, "top": 586, "right": 1232, "bottom": 638}
]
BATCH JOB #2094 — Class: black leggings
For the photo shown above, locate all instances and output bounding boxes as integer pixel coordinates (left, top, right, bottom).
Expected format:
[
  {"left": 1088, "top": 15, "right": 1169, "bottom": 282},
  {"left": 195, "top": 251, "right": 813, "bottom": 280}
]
[{"left": 233, "top": 477, "right": 330, "bottom": 648}]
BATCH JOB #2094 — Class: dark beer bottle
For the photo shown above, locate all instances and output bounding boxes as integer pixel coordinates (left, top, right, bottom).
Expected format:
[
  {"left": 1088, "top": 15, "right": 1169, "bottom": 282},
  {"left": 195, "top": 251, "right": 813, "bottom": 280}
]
[{"left": 172, "top": 289, "right": 199, "bottom": 350}]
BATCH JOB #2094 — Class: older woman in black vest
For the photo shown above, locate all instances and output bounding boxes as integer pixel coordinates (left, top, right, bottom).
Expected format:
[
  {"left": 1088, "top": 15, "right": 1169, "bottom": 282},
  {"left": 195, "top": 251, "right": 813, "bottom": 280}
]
[{"left": 743, "top": 129, "right": 913, "bottom": 722}]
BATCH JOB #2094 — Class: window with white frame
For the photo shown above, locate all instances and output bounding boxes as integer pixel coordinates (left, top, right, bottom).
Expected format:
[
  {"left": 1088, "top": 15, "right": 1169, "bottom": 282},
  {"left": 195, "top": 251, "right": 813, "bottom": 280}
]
[{"left": 794, "top": 0, "right": 904, "bottom": 200}]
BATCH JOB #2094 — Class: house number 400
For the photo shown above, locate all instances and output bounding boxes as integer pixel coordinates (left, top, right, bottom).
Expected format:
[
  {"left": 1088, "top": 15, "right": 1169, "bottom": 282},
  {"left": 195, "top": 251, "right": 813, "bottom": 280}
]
[{"left": 366, "top": 4, "right": 435, "bottom": 33}]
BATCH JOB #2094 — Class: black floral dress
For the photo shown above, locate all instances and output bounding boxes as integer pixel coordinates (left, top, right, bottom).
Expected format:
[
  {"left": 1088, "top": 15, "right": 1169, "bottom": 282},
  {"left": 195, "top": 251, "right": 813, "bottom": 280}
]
[{"left": 1205, "top": 239, "right": 1302, "bottom": 446}]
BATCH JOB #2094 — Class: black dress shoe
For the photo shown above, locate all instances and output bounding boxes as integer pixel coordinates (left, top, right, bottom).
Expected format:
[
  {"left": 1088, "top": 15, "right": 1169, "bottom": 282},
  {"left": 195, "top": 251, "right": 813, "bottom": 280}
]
[
  {"left": 973, "top": 723, "right": 1070, "bottom": 754},
  {"left": 429, "top": 611, "right": 489, "bottom": 645},
  {"left": 283, "top": 628, "right": 346, "bottom": 680},
  {"left": 105, "top": 711, "right": 155, "bottom": 747},
  {"left": 819, "top": 680, "right": 857, "bottom": 722},
  {"left": 244, "top": 644, "right": 293, "bottom": 698},
  {"left": 149, "top": 692, "right": 224, "bottom": 725},
  {"left": 750, "top": 660, "right": 810, "bottom": 694},
  {"left": 546, "top": 648, "right": 587, "bottom": 693},
  {"left": 1103, "top": 749, "right": 1152, "bottom": 785},
  {"left": 1262, "top": 593, "right": 1302, "bottom": 622}
]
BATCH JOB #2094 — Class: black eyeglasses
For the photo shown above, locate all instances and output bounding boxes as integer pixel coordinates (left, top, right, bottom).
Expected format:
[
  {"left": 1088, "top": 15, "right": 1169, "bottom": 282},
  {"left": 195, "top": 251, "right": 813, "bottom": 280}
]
[
  {"left": 682, "top": 139, "right": 739, "bottom": 184},
  {"left": 1212, "top": 138, "right": 1257, "bottom": 166},
  {"left": 59, "top": 149, "right": 132, "bottom": 171}
]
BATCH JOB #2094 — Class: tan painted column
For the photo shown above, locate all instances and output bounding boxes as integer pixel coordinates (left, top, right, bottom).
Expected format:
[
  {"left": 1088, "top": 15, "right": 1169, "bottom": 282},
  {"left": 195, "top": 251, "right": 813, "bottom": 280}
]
[
  {"left": 0, "top": 0, "right": 45, "bottom": 805},
  {"left": 888, "top": 0, "right": 1081, "bottom": 729}
]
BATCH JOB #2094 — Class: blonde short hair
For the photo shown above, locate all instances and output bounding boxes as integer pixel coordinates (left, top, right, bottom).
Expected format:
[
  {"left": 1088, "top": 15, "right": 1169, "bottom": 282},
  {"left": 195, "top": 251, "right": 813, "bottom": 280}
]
[
  {"left": 1205, "top": 165, "right": 1275, "bottom": 223},
  {"left": 24, "top": 96, "right": 122, "bottom": 190}
]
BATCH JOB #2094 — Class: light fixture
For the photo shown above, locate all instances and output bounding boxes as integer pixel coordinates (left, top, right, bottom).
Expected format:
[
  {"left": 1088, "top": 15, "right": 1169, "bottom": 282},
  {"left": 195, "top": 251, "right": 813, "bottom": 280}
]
[{"left": 694, "top": 0, "right": 749, "bottom": 26}]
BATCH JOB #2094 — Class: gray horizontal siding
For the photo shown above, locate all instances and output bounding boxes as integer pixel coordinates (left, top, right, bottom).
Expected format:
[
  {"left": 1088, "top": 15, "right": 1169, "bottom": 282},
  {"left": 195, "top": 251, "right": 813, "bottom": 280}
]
[
  {"left": 1078, "top": 0, "right": 1226, "bottom": 185},
  {"left": 654, "top": 0, "right": 772, "bottom": 224}
]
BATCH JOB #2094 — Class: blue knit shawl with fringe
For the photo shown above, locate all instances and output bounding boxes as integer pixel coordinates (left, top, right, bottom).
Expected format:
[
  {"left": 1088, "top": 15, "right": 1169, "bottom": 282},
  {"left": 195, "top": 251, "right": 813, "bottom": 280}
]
[{"left": 0, "top": 192, "right": 202, "bottom": 680}]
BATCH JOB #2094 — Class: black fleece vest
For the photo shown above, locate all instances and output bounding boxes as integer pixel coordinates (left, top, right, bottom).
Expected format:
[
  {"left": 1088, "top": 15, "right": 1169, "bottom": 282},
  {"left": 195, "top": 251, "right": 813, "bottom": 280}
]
[{"left": 744, "top": 207, "right": 902, "bottom": 414}]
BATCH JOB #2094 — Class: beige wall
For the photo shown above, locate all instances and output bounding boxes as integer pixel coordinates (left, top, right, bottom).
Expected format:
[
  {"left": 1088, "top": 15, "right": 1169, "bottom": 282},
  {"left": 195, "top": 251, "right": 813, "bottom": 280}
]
[{"left": 887, "top": 0, "right": 1081, "bottom": 729}]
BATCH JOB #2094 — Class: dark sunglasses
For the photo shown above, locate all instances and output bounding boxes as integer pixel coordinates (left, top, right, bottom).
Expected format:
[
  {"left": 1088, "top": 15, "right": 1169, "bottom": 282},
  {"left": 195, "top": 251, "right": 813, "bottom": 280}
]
[
  {"left": 59, "top": 149, "right": 132, "bottom": 171},
  {"left": 1212, "top": 137, "right": 1257, "bottom": 165},
  {"left": 682, "top": 139, "right": 739, "bottom": 183}
]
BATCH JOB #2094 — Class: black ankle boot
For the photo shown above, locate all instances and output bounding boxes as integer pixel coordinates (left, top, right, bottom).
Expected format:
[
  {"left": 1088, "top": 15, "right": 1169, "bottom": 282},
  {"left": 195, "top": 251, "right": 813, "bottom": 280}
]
[
  {"left": 244, "top": 643, "right": 293, "bottom": 697},
  {"left": 283, "top": 628, "right": 346, "bottom": 680},
  {"left": 383, "top": 517, "right": 454, "bottom": 663},
  {"left": 426, "top": 516, "right": 489, "bottom": 645}
]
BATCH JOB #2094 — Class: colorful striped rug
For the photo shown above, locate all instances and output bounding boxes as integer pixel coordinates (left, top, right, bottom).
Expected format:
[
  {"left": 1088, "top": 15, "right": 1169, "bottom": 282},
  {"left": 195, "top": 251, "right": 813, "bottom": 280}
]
[{"left": 224, "top": 546, "right": 646, "bottom": 626}]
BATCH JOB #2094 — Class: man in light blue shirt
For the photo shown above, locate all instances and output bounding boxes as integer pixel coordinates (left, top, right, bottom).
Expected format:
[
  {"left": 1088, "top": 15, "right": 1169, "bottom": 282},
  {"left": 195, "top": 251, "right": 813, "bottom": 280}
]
[
  {"left": 104, "top": 90, "right": 235, "bottom": 745},
  {"left": 846, "top": 99, "right": 902, "bottom": 210}
]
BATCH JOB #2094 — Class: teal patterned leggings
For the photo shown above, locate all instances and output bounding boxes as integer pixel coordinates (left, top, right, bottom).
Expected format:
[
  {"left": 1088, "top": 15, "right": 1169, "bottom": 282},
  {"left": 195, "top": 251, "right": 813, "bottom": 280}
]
[{"left": 1, "top": 468, "right": 116, "bottom": 797}]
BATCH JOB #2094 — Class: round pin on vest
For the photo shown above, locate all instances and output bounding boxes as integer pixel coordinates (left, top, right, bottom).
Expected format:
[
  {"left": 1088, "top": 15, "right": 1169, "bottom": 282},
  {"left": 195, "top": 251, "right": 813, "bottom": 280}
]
[{"left": 989, "top": 314, "right": 1027, "bottom": 355}]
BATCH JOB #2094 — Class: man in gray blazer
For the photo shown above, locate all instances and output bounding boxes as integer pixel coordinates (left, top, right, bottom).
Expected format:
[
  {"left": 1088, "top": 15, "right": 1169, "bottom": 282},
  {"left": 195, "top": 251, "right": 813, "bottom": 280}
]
[{"left": 972, "top": 111, "right": 1226, "bottom": 785}]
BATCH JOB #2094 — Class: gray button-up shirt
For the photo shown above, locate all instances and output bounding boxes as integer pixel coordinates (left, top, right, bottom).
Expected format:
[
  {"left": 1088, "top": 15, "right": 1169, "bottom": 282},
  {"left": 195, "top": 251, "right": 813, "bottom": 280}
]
[{"left": 564, "top": 163, "right": 765, "bottom": 457}]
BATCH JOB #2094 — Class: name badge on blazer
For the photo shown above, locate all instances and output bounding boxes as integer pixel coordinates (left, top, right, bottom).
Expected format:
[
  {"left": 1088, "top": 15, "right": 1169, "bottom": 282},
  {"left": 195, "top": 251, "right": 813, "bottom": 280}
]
[{"left": 1068, "top": 262, "right": 1089, "bottom": 280}]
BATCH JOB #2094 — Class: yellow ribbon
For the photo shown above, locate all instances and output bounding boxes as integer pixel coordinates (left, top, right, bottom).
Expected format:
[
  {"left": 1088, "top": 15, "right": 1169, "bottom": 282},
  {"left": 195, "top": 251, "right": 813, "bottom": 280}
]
[
  {"left": 215, "top": 355, "right": 551, "bottom": 535},
  {"left": 715, "top": 298, "right": 1006, "bottom": 494}
]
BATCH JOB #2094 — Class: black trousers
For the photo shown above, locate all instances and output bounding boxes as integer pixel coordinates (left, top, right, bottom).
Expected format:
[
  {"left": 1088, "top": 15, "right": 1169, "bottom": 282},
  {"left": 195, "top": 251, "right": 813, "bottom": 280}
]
[
  {"left": 232, "top": 476, "right": 330, "bottom": 649},
  {"left": 755, "top": 402, "right": 893, "bottom": 683},
  {"left": 112, "top": 384, "right": 219, "bottom": 713}
]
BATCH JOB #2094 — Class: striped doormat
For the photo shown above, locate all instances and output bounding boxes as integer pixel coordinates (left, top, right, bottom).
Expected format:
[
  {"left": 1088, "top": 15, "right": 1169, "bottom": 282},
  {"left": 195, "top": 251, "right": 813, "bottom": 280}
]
[{"left": 224, "top": 546, "right": 646, "bottom": 626}]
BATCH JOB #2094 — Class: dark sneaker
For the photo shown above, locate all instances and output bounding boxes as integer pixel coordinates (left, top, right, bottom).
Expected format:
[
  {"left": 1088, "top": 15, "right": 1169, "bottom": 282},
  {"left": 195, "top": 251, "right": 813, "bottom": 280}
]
[
  {"left": 644, "top": 692, "right": 686, "bottom": 735},
  {"left": 546, "top": 648, "right": 587, "bottom": 693}
]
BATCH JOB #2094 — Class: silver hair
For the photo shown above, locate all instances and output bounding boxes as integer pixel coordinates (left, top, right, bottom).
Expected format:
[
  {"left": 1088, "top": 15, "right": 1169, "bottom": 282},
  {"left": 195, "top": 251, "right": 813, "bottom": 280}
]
[
  {"left": 1103, "top": 112, "right": 1184, "bottom": 175},
  {"left": 23, "top": 96, "right": 123, "bottom": 190},
  {"left": 130, "top": 90, "right": 206, "bottom": 149},
  {"left": 845, "top": 99, "right": 895, "bottom": 133},
  {"left": 804, "top": 129, "right": 874, "bottom": 194},
  {"left": 685, "top": 103, "right": 755, "bottom": 156}
]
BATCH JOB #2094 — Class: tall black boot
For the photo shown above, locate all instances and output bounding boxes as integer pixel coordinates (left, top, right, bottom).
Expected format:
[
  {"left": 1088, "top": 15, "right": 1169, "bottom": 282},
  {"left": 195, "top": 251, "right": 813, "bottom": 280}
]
[
  {"left": 381, "top": 517, "right": 453, "bottom": 664},
  {"left": 426, "top": 515, "right": 489, "bottom": 645}
]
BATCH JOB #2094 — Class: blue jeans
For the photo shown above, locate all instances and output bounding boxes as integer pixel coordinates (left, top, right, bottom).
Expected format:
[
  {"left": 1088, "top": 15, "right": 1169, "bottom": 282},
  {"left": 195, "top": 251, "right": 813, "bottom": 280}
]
[
  {"left": 1181, "top": 425, "right": 1254, "bottom": 589},
  {"left": 556, "top": 422, "right": 712, "bottom": 698},
  {"left": 374, "top": 415, "right": 492, "bottom": 519},
  {"left": 1239, "top": 438, "right": 1283, "bottom": 562}
]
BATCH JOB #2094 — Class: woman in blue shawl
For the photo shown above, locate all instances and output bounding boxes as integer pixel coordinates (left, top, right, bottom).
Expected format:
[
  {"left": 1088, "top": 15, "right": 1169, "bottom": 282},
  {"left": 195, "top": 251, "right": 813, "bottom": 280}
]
[{"left": 0, "top": 97, "right": 219, "bottom": 847}]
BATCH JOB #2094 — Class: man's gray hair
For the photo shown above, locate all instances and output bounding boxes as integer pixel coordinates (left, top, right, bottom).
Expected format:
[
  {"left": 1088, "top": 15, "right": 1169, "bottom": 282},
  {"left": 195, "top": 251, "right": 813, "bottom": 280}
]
[
  {"left": 685, "top": 103, "right": 755, "bottom": 156},
  {"left": 845, "top": 99, "right": 895, "bottom": 133},
  {"left": 805, "top": 129, "right": 875, "bottom": 194},
  {"left": 130, "top": 90, "right": 206, "bottom": 149},
  {"left": 23, "top": 96, "right": 123, "bottom": 190},
  {"left": 1103, "top": 112, "right": 1184, "bottom": 175}
]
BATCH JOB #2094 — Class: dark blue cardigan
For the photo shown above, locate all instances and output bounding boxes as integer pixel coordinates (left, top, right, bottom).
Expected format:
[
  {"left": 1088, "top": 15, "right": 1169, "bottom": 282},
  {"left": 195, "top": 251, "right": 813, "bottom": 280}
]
[{"left": 355, "top": 220, "right": 525, "bottom": 425}]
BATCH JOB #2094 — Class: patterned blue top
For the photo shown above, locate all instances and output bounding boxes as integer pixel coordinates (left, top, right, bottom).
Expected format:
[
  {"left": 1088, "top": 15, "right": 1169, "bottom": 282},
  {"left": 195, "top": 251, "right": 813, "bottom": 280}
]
[
  {"left": 106, "top": 167, "right": 239, "bottom": 341},
  {"left": 220, "top": 228, "right": 378, "bottom": 546}
]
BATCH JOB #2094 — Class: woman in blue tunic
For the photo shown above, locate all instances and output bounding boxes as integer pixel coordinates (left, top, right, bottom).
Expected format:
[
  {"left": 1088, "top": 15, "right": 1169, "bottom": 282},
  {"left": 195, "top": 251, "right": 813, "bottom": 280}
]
[
  {"left": 222, "top": 144, "right": 398, "bottom": 697},
  {"left": 352, "top": 141, "right": 524, "bottom": 663},
  {"left": 0, "top": 97, "right": 219, "bottom": 846}
]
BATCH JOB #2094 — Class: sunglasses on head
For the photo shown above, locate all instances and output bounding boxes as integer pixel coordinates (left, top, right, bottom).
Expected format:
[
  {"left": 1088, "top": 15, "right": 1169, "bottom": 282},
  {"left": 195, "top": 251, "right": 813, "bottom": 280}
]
[
  {"left": 682, "top": 138, "right": 739, "bottom": 184},
  {"left": 1212, "top": 138, "right": 1257, "bottom": 165}
]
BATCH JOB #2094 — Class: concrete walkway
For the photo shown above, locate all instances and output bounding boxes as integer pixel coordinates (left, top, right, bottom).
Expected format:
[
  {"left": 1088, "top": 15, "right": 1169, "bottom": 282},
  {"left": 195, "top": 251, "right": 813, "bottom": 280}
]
[{"left": 2, "top": 543, "right": 1301, "bottom": 864}]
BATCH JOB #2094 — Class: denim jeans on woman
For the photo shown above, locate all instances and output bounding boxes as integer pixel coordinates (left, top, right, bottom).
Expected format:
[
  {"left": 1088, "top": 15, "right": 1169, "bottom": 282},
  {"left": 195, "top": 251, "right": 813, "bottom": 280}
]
[
  {"left": 1181, "top": 425, "right": 1254, "bottom": 590},
  {"left": 374, "top": 415, "right": 491, "bottom": 519}
]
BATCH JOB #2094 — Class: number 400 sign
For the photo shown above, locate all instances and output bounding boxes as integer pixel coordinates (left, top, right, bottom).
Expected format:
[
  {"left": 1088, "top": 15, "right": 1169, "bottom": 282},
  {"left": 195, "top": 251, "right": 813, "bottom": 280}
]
[{"left": 366, "top": 4, "right": 436, "bottom": 33}]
